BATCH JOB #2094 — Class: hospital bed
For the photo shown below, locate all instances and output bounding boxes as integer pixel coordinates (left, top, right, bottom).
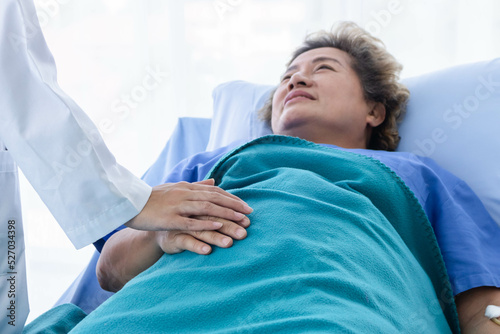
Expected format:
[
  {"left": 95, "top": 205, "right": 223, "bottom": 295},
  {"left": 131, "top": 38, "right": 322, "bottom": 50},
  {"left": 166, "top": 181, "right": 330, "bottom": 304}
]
[{"left": 48, "top": 56, "right": 500, "bottom": 326}]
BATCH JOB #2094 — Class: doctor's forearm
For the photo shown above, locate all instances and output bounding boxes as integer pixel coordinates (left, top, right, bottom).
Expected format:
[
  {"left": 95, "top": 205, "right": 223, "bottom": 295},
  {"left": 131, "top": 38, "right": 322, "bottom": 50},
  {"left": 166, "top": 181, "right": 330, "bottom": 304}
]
[{"left": 0, "top": 0, "right": 152, "bottom": 249}]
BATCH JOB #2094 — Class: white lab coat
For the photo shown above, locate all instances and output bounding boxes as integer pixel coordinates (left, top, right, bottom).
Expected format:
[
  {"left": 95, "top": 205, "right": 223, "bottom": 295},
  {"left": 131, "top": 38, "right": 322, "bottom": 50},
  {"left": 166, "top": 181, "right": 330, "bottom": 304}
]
[
  {"left": 0, "top": 1, "right": 153, "bottom": 330},
  {"left": 0, "top": 0, "right": 152, "bottom": 249},
  {"left": 0, "top": 142, "right": 29, "bottom": 333}
]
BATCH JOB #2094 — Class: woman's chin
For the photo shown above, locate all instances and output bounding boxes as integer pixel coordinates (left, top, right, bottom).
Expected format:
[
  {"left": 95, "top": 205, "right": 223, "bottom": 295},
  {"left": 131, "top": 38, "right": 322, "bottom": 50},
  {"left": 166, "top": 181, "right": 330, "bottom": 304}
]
[{"left": 273, "top": 125, "right": 314, "bottom": 141}]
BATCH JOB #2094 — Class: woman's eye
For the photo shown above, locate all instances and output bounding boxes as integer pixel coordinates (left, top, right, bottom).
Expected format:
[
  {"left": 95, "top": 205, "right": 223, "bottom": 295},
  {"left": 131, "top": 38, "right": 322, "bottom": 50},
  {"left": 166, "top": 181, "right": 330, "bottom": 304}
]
[
  {"left": 318, "top": 65, "right": 334, "bottom": 71},
  {"left": 281, "top": 75, "right": 291, "bottom": 82}
]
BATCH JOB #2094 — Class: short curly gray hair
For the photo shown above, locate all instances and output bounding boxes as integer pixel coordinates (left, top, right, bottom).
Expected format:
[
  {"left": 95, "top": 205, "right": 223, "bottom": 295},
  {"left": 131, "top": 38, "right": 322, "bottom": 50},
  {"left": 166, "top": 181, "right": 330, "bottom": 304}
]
[{"left": 259, "top": 22, "right": 409, "bottom": 151}]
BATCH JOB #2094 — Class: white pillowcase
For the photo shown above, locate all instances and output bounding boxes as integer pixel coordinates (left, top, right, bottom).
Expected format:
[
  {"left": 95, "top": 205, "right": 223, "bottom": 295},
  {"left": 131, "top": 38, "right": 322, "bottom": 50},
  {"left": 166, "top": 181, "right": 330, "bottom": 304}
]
[{"left": 208, "top": 58, "right": 500, "bottom": 226}]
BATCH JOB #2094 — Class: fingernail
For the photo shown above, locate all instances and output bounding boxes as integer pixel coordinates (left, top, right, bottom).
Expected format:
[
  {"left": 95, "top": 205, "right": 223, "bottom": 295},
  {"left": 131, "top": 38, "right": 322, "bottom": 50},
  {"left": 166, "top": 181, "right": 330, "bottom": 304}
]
[
  {"left": 202, "top": 246, "right": 211, "bottom": 253},
  {"left": 223, "top": 237, "right": 231, "bottom": 246},
  {"left": 243, "top": 203, "right": 253, "bottom": 213},
  {"left": 236, "top": 228, "right": 246, "bottom": 238},
  {"left": 241, "top": 217, "right": 251, "bottom": 227},
  {"left": 234, "top": 212, "right": 245, "bottom": 220},
  {"left": 213, "top": 222, "right": 223, "bottom": 229}
]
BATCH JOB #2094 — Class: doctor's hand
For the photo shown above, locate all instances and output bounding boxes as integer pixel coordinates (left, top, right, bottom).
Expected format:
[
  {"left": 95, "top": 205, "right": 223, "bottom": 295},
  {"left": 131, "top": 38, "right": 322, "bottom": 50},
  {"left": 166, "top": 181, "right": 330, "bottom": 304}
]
[{"left": 125, "top": 179, "right": 253, "bottom": 232}]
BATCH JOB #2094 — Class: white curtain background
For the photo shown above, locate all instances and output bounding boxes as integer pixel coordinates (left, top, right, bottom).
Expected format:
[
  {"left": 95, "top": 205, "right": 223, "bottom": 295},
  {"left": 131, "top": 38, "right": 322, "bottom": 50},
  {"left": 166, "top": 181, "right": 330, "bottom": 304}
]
[{"left": 25, "top": 0, "right": 499, "bottom": 323}]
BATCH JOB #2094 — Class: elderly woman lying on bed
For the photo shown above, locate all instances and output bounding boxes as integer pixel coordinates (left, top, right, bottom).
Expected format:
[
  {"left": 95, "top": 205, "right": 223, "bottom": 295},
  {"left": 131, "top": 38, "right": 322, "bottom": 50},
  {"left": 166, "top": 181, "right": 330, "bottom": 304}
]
[{"left": 69, "top": 22, "right": 500, "bottom": 333}]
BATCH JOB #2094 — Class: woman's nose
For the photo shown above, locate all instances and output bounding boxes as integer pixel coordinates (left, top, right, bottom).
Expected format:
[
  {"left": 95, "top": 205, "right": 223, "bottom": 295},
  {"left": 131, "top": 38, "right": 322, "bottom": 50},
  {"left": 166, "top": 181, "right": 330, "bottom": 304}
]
[{"left": 288, "top": 71, "right": 311, "bottom": 90}]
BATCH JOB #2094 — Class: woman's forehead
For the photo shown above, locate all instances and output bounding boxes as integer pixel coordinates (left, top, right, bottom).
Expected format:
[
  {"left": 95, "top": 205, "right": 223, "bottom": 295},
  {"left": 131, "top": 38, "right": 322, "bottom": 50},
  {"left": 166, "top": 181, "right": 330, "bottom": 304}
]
[{"left": 289, "top": 47, "right": 352, "bottom": 68}]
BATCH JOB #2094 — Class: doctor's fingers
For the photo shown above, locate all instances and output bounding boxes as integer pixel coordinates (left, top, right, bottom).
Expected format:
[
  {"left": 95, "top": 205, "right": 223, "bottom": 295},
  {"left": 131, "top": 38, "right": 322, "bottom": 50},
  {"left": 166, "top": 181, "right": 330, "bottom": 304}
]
[
  {"left": 186, "top": 181, "right": 253, "bottom": 214},
  {"left": 177, "top": 199, "right": 251, "bottom": 226},
  {"left": 190, "top": 179, "right": 247, "bottom": 202},
  {"left": 167, "top": 212, "right": 249, "bottom": 233}
]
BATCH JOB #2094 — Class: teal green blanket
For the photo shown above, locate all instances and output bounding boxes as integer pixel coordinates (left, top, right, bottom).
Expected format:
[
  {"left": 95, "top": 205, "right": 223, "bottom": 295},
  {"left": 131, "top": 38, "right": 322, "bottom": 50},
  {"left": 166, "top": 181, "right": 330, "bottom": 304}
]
[{"left": 70, "top": 135, "right": 459, "bottom": 333}]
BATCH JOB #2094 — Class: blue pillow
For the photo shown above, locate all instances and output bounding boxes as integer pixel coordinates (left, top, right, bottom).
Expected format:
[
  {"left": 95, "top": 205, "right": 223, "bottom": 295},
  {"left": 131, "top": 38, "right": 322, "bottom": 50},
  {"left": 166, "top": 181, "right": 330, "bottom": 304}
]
[{"left": 209, "top": 58, "right": 500, "bottom": 226}]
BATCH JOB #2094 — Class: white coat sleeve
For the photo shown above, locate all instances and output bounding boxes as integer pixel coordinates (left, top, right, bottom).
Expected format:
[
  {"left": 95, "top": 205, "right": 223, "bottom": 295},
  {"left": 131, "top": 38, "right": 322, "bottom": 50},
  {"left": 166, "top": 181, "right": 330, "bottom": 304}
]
[{"left": 0, "top": 0, "right": 152, "bottom": 249}]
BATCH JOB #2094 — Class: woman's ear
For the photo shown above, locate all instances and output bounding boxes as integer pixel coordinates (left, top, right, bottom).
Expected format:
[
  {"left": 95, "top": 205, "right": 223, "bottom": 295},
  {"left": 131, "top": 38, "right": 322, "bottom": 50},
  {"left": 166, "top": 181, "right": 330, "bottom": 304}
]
[{"left": 367, "top": 102, "right": 386, "bottom": 127}]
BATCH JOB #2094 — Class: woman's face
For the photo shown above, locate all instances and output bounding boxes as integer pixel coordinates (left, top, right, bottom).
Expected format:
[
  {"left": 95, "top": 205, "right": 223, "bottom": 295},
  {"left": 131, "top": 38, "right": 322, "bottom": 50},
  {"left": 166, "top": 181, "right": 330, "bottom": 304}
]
[{"left": 271, "top": 47, "right": 384, "bottom": 148}]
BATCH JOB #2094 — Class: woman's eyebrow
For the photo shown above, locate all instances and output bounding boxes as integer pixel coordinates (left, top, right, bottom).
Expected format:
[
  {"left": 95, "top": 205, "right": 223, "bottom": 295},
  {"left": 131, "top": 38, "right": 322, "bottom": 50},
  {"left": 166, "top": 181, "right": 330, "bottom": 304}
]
[
  {"left": 312, "top": 56, "right": 345, "bottom": 68},
  {"left": 282, "top": 65, "right": 298, "bottom": 77},
  {"left": 283, "top": 56, "right": 346, "bottom": 77}
]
